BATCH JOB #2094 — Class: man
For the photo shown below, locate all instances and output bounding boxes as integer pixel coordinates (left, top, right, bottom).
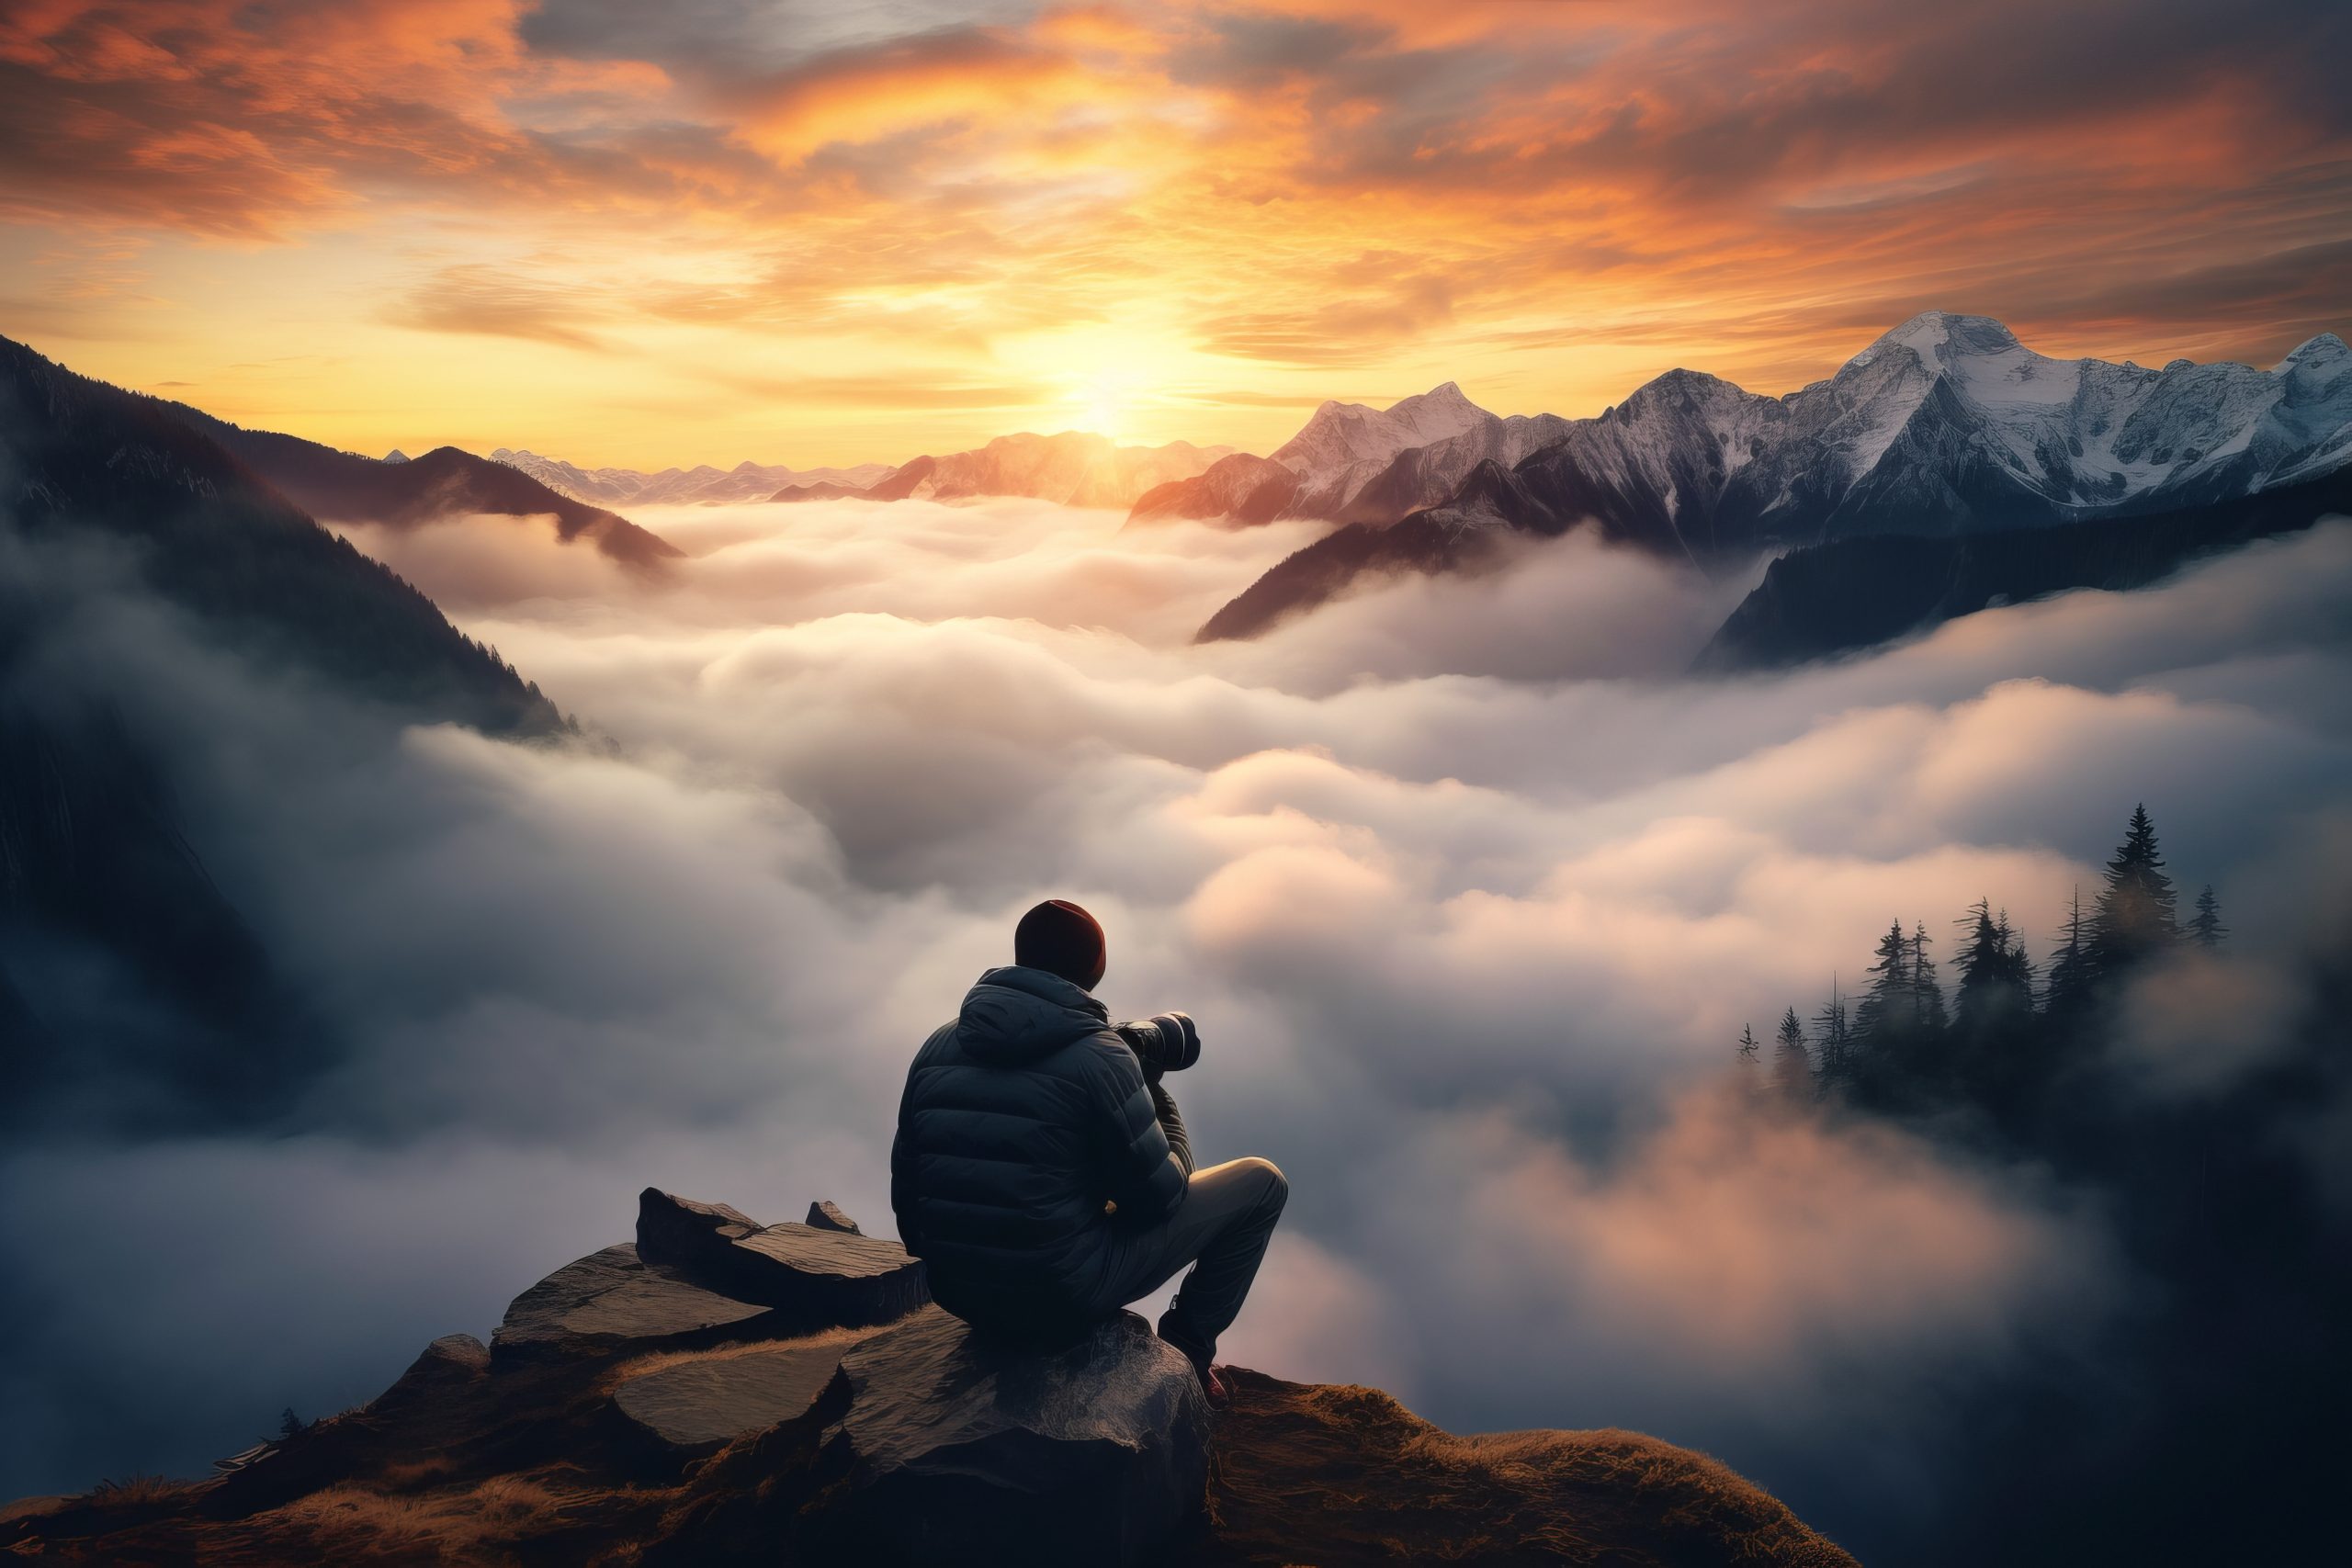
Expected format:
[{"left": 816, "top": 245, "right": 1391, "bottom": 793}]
[{"left": 889, "top": 898, "right": 1286, "bottom": 1405}]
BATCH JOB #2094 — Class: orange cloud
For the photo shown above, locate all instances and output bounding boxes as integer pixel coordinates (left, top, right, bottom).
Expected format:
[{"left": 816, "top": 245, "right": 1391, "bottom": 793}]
[{"left": 0, "top": 0, "right": 2343, "bottom": 465}]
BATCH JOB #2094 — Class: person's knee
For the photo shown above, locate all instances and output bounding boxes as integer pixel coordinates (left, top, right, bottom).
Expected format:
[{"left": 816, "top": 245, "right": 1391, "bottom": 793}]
[{"left": 1238, "top": 1156, "right": 1288, "bottom": 1213}]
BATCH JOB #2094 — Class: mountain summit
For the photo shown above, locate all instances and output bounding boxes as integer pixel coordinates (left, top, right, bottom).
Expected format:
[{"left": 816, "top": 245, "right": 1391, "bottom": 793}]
[{"left": 1132, "top": 381, "right": 1558, "bottom": 528}]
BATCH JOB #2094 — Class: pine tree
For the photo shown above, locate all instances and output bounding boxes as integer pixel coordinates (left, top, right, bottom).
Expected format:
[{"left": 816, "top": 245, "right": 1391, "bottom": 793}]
[
  {"left": 1814, "top": 981, "right": 1852, "bottom": 1089},
  {"left": 1954, "top": 897, "right": 2034, "bottom": 1040},
  {"left": 1736, "top": 1022, "right": 1760, "bottom": 1068},
  {"left": 2190, "top": 885, "right": 2227, "bottom": 949},
  {"left": 1771, "top": 1007, "right": 1813, "bottom": 1101},
  {"left": 1911, "top": 919, "right": 1949, "bottom": 1032},
  {"left": 1855, "top": 920, "right": 1912, "bottom": 1054},
  {"left": 2089, "top": 803, "right": 2178, "bottom": 974},
  {"left": 2044, "top": 886, "right": 2093, "bottom": 1021}
]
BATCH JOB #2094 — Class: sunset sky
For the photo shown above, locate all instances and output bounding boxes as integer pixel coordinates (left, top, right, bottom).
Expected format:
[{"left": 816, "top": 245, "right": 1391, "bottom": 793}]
[{"left": 3, "top": 0, "right": 2346, "bottom": 468}]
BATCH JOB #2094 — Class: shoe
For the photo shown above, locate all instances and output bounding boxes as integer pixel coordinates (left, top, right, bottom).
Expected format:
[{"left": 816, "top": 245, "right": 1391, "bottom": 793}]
[{"left": 1201, "top": 1362, "right": 1233, "bottom": 1410}]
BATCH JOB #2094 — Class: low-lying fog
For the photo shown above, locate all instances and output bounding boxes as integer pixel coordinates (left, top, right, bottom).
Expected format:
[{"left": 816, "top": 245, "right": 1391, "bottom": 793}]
[{"left": 6, "top": 495, "right": 2349, "bottom": 1560}]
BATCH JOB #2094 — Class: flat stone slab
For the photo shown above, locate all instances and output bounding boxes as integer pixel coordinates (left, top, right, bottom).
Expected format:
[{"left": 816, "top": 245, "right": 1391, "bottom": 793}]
[
  {"left": 491, "top": 1244, "right": 785, "bottom": 1366},
  {"left": 612, "top": 1338, "right": 861, "bottom": 1456},
  {"left": 800, "top": 1304, "right": 1211, "bottom": 1566},
  {"left": 637, "top": 1190, "right": 927, "bottom": 1328}
]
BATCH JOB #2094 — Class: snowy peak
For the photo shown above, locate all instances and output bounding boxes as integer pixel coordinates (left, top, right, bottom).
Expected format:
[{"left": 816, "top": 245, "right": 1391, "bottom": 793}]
[
  {"left": 1271, "top": 381, "right": 1493, "bottom": 482},
  {"left": 2278, "top": 333, "right": 2350, "bottom": 378}
]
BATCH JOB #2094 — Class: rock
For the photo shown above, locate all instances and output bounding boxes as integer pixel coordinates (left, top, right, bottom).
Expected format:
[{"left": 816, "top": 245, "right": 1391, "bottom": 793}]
[
  {"left": 799, "top": 1304, "right": 1210, "bottom": 1567},
  {"left": 370, "top": 1334, "right": 489, "bottom": 1415},
  {"left": 612, "top": 1338, "right": 861, "bottom": 1458},
  {"left": 635, "top": 1189, "right": 762, "bottom": 1259},
  {"left": 635, "top": 1189, "right": 926, "bottom": 1327},
  {"left": 805, "top": 1199, "right": 862, "bottom": 1235},
  {"left": 491, "top": 1244, "right": 786, "bottom": 1366}
]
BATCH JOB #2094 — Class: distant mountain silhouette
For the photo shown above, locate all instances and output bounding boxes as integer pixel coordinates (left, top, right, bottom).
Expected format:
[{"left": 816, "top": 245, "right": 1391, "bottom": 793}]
[
  {"left": 163, "top": 406, "right": 682, "bottom": 568},
  {"left": 492, "top": 448, "right": 891, "bottom": 507},
  {"left": 774, "top": 432, "right": 1231, "bottom": 510}
]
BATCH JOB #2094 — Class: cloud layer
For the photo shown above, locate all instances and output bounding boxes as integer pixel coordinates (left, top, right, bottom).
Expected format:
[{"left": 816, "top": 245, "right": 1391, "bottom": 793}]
[{"left": 5, "top": 496, "right": 2347, "bottom": 1565}]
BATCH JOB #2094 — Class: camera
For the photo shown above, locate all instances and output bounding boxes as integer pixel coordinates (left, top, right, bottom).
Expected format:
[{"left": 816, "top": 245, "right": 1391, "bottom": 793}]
[{"left": 1115, "top": 1011, "right": 1200, "bottom": 1074}]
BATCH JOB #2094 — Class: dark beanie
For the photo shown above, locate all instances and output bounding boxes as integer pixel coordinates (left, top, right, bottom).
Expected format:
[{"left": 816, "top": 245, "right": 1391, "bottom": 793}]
[{"left": 1015, "top": 899, "right": 1106, "bottom": 989}]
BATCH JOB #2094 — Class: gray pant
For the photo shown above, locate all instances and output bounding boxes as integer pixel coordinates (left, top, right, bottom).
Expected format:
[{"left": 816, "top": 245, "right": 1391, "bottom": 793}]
[{"left": 1083, "top": 1156, "right": 1287, "bottom": 1365}]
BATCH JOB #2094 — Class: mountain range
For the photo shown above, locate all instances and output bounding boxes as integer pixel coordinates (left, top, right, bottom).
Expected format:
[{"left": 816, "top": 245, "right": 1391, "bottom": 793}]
[
  {"left": 1191, "top": 312, "right": 2352, "bottom": 643},
  {"left": 775, "top": 430, "right": 1234, "bottom": 511},
  {"left": 491, "top": 449, "right": 892, "bottom": 507},
  {"left": 156, "top": 413, "right": 684, "bottom": 570}
]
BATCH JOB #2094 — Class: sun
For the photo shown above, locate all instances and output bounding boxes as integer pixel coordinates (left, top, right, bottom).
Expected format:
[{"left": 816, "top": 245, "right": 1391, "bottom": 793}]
[{"left": 1067, "top": 376, "right": 1129, "bottom": 443}]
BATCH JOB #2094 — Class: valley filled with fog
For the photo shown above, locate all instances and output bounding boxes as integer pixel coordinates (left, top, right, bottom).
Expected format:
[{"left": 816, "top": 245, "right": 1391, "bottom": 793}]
[{"left": 7, "top": 496, "right": 2350, "bottom": 1561}]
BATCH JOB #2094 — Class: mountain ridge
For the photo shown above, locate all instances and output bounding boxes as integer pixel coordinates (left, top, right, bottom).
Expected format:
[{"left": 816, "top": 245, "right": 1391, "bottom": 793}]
[
  {"left": 158, "top": 407, "right": 683, "bottom": 569},
  {"left": 492, "top": 448, "right": 893, "bottom": 507},
  {"left": 773, "top": 429, "right": 1234, "bottom": 510},
  {"left": 1196, "top": 311, "right": 2352, "bottom": 639}
]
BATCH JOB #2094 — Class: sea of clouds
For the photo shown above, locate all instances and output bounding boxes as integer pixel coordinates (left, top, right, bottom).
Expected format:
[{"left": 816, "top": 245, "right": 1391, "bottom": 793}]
[{"left": 5, "top": 495, "right": 2349, "bottom": 1557}]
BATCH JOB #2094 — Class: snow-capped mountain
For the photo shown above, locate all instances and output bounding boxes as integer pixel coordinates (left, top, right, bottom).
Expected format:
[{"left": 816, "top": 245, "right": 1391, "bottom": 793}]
[
  {"left": 491, "top": 449, "right": 891, "bottom": 506},
  {"left": 1132, "top": 382, "right": 1516, "bottom": 526},
  {"left": 1198, "top": 311, "right": 2352, "bottom": 637},
  {"left": 1454, "top": 312, "right": 2352, "bottom": 558}
]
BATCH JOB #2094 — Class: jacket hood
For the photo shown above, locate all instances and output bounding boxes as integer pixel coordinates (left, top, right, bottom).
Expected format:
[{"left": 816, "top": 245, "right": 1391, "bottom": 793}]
[{"left": 956, "top": 964, "right": 1110, "bottom": 1065}]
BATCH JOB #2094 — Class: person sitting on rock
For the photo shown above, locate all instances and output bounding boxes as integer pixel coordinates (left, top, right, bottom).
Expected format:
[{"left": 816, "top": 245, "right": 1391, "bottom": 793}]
[{"left": 889, "top": 897, "right": 1286, "bottom": 1407}]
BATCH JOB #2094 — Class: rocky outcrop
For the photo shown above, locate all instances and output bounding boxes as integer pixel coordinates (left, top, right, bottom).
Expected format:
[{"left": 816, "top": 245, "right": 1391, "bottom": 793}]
[
  {"left": 634, "top": 1188, "right": 927, "bottom": 1326},
  {"left": 797, "top": 1305, "right": 1211, "bottom": 1567},
  {"left": 492, "top": 1243, "right": 788, "bottom": 1365},
  {"left": 6, "top": 1187, "right": 1859, "bottom": 1568}
]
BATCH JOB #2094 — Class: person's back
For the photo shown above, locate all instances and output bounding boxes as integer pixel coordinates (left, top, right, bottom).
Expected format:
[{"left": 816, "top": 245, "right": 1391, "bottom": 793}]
[
  {"left": 890, "top": 899, "right": 1286, "bottom": 1401},
  {"left": 890, "top": 962, "right": 1182, "bottom": 1338}
]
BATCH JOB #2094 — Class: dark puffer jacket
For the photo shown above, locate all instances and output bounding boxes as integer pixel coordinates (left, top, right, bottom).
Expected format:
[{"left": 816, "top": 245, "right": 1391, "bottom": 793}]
[{"left": 890, "top": 965, "right": 1187, "bottom": 1336}]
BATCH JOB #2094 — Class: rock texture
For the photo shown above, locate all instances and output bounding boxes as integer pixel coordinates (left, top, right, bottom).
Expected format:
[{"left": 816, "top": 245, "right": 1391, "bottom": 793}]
[
  {"left": 614, "top": 1338, "right": 860, "bottom": 1458},
  {"left": 491, "top": 1244, "right": 783, "bottom": 1365},
  {"left": 797, "top": 1304, "right": 1212, "bottom": 1568},
  {"left": 635, "top": 1188, "right": 926, "bottom": 1326}
]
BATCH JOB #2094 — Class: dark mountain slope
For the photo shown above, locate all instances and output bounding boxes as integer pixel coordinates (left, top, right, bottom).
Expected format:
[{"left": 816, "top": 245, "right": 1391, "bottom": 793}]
[
  {"left": 1197, "top": 514, "right": 1469, "bottom": 642},
  {"left": 1697, "top": 466, "right": 2352, "bottom": 670},
  {"left": 0, "top": 334, "right": 573, "bottom": 1126},
  {"left": 2, "top": 334, "right": 568, "bottom": 736},
  {"left": 163, "top": 403, "right": 682, "bottom": 569}
]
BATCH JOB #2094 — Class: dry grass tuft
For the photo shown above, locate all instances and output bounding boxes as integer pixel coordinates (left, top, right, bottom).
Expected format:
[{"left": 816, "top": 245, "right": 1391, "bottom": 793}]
[{"left": 85, "top": 1475, "right": 198, "bottom": 1507}]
